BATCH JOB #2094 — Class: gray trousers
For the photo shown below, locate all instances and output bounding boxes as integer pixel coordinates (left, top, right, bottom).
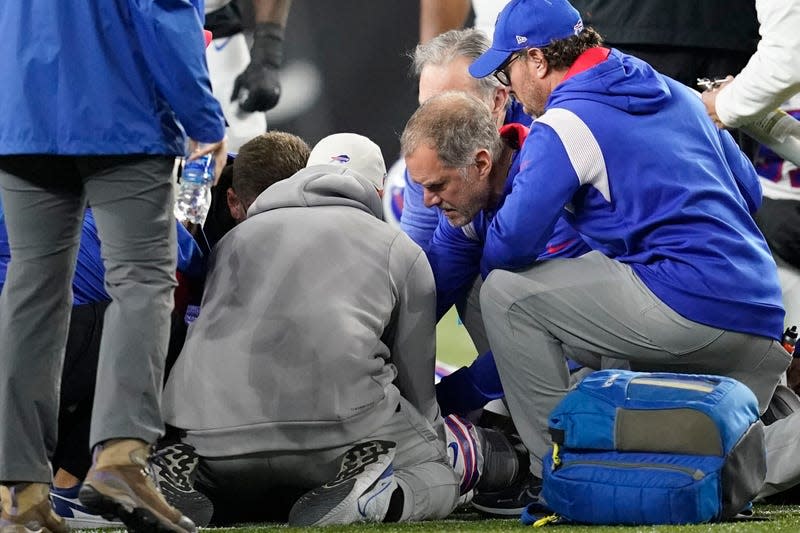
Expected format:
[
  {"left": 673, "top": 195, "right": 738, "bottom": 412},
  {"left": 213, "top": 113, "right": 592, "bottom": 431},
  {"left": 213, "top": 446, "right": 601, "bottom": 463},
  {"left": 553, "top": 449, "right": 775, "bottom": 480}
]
[
  {"left": 761, "top": 411, "right": 800, "bottom": 499},
  {"left": 480, "top": 251, "right": 790, "bottom": 476},
  {"left": 194, "top": 396, "right": 460, "bottom": 523},
  {"left": 460, "top": 276, "right": 491, "bottom": 355},
  {"left": 0, "top": 155, "right": 177, "bottom": 482}
]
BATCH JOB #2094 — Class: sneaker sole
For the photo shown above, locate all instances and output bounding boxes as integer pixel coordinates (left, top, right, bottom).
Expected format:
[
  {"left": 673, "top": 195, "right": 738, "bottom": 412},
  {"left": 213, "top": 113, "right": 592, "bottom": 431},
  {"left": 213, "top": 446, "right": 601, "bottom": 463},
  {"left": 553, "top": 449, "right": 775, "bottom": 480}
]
[
  {"left": 289, "top": 477, "right": 359, "bottom": 526},
  {"left": 288, "top": 440, "right": 396, "bottom": 526},
  {"left": 155, "top": 485, "right": 214, "bottom": 528},
  {"left": 79, "top": 484, "right": 196, "bottom": 533},
  {"left": 0, "top": 526, "right": 63, "bottom": 533},
  {"left": 64, "top": 516, "right": 124, "bottom": 529},
  {"left": 471, "top": 501, "right": 529, "bottom": 517},
  {"left": 150, "top": 443, "right": 214, "bottom": 527},
  {"left": 326, "top": 440, "right": 396, "bottom": 486}
]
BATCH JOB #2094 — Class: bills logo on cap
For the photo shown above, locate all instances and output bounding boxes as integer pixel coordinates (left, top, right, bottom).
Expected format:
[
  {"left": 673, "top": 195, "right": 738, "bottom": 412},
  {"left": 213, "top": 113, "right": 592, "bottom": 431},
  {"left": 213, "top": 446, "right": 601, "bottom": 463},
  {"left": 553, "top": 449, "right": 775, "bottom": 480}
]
[
  {"left": 574, "top": 19, "right": 584, "bottom": 34},
  {"left": 516, "top": 35, "right": 528, "bottom": 45},
  {"left": 330, "top": 154, "right": 350, "bottom": 164}
]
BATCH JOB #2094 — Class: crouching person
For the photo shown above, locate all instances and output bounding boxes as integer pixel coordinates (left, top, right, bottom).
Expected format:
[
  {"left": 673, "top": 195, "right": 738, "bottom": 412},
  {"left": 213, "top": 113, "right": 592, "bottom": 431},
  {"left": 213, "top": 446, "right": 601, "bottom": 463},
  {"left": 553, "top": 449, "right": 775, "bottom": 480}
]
[{"left": 159, "top": 133, "right": 460, "bottom": 526}]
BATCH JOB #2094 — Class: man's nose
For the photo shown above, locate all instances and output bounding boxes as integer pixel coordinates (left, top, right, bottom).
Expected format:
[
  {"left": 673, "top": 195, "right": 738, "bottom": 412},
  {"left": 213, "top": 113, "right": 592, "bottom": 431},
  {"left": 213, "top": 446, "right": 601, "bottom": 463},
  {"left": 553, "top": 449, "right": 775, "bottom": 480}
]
[{"left": 423, "top": 189, "right": 441, "bottom": 208}]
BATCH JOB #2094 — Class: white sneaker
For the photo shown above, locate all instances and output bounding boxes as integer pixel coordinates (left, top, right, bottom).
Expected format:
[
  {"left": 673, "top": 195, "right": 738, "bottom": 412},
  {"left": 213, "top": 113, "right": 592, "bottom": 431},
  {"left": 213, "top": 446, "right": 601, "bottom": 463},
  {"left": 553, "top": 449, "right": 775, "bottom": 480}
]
[
  {"left": 288, "top": 440, "right": 397, "bottom": 526},
  {"left": 50, "top": 484, "right": 124, "bottom": 529}
]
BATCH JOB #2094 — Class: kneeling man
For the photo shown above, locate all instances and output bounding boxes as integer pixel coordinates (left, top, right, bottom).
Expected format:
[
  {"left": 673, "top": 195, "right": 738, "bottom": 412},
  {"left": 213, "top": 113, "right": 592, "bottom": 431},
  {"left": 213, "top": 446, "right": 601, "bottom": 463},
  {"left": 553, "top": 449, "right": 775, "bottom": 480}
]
[{"left": 161, "top": 133, "right": 460, "bottom": 526}]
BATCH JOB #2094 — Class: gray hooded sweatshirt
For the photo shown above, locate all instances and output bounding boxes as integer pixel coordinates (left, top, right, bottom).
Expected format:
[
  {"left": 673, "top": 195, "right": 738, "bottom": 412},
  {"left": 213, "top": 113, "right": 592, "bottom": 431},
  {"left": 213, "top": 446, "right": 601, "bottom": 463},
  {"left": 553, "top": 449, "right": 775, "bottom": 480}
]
[{"left": 162, "top": 165, "right": 439, "bottom": 456}]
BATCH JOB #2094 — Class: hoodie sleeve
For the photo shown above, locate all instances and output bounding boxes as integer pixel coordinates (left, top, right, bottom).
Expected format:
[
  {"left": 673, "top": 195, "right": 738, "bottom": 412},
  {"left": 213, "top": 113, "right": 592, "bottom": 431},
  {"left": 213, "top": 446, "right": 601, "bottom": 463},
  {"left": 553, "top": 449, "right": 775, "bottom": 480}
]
[
  {"left": 715, "top": 0, "right": 800, "bottom": 127},
  {"left": 719, "top": 129, "right": 762, "bottom": 214},
  {"left": 481, "top": 117, "right": 582, "bottom": 277},
  {"left": 175, "top": 220, "right": 205, "bottom": 277},
  {"left": 127, "top": 0, "right": 225, "bottom": 143},
  {"left": 387, "top": 238, "right": 440, "bottom": 425},
  {"left": 400, "top": 168, "right": 440, "bottom": 252},
  {"left": 428, "top": 215, "right": 483, "bottom": 321}
]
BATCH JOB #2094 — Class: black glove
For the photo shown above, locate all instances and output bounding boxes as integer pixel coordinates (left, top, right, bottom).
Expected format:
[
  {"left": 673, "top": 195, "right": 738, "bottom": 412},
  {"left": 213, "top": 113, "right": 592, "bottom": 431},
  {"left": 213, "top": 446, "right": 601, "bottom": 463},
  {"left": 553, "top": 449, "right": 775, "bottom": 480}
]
[{"left": 231, "top": 22, "right": 284, "bottom": 113}]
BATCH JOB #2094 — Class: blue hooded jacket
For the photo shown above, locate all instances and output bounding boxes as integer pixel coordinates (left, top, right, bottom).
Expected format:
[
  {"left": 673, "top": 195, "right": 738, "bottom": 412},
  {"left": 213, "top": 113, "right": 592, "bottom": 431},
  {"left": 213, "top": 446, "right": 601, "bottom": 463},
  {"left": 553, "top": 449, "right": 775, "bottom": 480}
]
[
  {"left": 482, "top": 49, "right": 783, "bottom": 340},
  {"left": 429, "top": 142, "right": 589, "bottom": 320},
  {"left": 0, "top": 0, "right": 224, "bottom": 155}
]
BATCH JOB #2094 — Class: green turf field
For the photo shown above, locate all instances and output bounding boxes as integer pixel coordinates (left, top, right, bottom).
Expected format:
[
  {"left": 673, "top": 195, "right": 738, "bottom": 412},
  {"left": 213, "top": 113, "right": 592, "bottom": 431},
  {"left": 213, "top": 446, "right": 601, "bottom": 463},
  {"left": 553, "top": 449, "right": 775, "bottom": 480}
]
[
  {"left": 76, "top": 505, "right": 800, "bottom": 531},
  {"left": 436, "top": 308, "right": 478, "bottom": 367},
  {"left": 78, "top": 310, "right": 800, "bottom": 532}
]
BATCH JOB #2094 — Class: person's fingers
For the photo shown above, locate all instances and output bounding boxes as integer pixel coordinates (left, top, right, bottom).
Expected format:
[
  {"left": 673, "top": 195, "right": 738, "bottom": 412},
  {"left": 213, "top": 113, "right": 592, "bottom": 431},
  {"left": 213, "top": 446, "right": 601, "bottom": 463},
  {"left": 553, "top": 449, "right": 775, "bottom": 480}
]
[
  {"left": 212, "top": 140, "right": 228, "bottom": 185},
  {"left": 186, "top": 142, "right": 218, "bottom": 161}
]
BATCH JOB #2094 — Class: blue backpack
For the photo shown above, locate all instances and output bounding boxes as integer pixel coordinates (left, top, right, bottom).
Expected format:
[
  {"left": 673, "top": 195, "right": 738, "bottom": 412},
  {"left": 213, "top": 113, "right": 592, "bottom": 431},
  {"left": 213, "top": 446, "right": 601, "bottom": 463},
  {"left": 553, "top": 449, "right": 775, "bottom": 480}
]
[{"left": 539, "top": 370, "right": 766, "bottom": 525}]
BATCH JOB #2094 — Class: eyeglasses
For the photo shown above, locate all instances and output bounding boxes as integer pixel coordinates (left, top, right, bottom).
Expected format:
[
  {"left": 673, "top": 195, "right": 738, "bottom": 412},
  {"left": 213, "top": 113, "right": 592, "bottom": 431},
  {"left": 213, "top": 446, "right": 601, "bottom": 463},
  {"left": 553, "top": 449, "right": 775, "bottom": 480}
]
[{"left": 493, "top": 51, "right": 525, "bottom": 86}]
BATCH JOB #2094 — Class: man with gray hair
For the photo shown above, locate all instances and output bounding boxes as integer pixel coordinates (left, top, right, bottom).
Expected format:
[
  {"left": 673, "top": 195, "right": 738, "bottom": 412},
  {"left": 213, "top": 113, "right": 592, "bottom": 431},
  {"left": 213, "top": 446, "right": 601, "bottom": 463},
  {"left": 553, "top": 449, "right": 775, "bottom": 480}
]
[
  {"left": 159, "top": 133, "right": 460, "bottom": 527},
  {"left": 404, "top": 28, "right": 586, "bottom": 364},
  {"left": 401, "top": 27, "right": 528, "bottom": 252},
  {"left": 402, "top": 91, "right": 590, "bottom": 516}
]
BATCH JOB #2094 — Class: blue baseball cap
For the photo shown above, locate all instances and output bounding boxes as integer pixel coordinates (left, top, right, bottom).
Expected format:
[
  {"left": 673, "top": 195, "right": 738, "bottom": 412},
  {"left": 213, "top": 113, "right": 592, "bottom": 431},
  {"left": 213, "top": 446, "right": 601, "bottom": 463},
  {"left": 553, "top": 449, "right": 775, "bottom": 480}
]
[{"left": 469, "top": 0, "right": 584, "bottom": 78}]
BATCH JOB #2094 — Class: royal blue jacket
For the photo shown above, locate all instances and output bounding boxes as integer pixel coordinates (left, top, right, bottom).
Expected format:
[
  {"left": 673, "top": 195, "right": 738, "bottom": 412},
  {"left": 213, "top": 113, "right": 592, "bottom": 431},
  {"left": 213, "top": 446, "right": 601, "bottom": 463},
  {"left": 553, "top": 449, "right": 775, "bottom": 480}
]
[
  {"left": 482, "top": 48, "right": 783, "bottom": 340},
  {"left": 427, "top": 128, "right": 590, "bottom": 321},
  {"left": 0, "top": 0, "right": 224, "bottom": 155}
]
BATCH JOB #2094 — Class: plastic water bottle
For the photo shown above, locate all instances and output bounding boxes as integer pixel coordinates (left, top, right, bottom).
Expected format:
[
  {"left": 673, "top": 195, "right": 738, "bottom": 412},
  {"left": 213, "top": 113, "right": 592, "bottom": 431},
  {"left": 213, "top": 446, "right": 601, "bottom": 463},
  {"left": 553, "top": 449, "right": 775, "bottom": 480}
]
[
  {"left": 739, "top": 109, "right": 800, "bottom": 167},
  {"left": 174, "top": 154, "right": 214, "bottom": 224}
]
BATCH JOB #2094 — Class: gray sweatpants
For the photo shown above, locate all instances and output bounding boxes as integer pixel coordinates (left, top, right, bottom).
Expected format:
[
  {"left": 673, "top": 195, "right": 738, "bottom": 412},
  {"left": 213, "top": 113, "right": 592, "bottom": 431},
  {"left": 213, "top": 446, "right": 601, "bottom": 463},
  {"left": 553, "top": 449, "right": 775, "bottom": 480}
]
[
  {"left": 194, "top": 396, "right": 460, "bottom": 523},
  {"left": 760, "top": 401, "right": 800, "bottom": 499},
  {"left": 459, "top": 276, "right": 491, "bottom": 355},
  {"left": 0, "top": 155, "right": 177, "bottom": 482},
  {"left": 480, "top": 251, "right": 790, "bottom": 476}
]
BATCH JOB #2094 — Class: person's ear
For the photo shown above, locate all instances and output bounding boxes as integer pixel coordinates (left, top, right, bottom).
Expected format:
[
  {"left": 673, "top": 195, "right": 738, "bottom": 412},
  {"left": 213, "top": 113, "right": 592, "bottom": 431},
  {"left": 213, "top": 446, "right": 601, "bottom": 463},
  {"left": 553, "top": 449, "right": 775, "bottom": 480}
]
[
  {"left": 474, "top": 148, "right": 493, "bottom": 180},
  {"left": 529, "top": 48, "right": 548, "bottom": 79},
  {"left": 490, "top": 86, "right": 511, "bottom": 118},
  {"left": 226, "top": 187, "right": 246, "bottom": 223}
]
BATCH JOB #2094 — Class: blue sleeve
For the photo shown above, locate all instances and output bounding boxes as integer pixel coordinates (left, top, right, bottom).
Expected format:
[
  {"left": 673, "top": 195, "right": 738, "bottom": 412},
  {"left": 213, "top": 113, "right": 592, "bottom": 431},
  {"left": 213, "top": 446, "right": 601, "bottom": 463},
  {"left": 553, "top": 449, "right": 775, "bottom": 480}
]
[
  {"left": 720, "top": 129, "right": 762, "bottom": 214},
  {"left": 127, "top": 0, "right": 225, "bottom": 143},
  {"left": 0, "top": 200, "right": 9, "bottom": 293},
  {"left": 435, "top": 351, "right": 504, "bottom": 416},
  {"left": 481, "top": 124, "right": 581, "bottom": 277},
  {"left": 176, "top": 221, "right": 205, "bottom": 278},
  {"left": 189, "top": 0, "right": 205, "bottom": 18},
  {"left": 428, "top": 215, "right": 483, "bottom": 321},
  {"left": 505, "top": 100, "right": 533, "bottom": 127},
  {"left": 399, "top": 168, "right": 440, "bottom": 252},
  {"left": 72, "top": 210, "right": 110, "bottom": 305},
  {"left": 538, "top": 215, "right": 591, "bottom": 259}
]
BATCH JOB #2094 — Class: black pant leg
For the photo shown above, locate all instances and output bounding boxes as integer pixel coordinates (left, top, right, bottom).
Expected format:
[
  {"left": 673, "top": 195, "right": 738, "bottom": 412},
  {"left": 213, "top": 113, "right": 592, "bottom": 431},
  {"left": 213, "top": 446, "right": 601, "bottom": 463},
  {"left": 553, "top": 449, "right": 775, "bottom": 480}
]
[{"left": 53, "top": 301, "right": 108, "bottom": 478}]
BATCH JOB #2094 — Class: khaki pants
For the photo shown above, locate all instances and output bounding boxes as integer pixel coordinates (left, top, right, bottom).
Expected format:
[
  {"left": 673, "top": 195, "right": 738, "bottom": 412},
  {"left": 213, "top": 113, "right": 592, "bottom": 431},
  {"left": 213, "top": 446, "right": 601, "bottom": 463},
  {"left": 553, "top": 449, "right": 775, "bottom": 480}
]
[{"left": 481, "top": 251, "right": 790, "bottom": 476}]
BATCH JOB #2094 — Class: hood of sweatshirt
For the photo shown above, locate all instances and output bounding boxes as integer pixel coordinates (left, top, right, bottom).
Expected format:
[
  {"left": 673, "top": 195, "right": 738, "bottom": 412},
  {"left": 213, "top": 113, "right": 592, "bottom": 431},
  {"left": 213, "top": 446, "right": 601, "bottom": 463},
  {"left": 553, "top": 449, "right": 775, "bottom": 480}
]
[
  {"left": 548, "top": 48, "right": 673, "bottom": 115},
  {"left": 248, "top": 164, "right": 384, "bottom": 220}
]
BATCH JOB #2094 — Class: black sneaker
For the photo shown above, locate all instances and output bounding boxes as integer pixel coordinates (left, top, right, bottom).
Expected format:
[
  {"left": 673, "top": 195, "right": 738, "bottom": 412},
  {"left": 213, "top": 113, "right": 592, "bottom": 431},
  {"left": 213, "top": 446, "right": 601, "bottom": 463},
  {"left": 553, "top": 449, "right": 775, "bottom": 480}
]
[
  {"left": 475, "top": 427, "right": 530, "bottom": 493},
  {"left": 149, "top": 442, "right": 214, "bottom": 527},
  {"left": 288, "top": 440, "right": 397, "bottom": 526},
  {"left": 471, "top": 473, "right": 542, "bottom": 517}
]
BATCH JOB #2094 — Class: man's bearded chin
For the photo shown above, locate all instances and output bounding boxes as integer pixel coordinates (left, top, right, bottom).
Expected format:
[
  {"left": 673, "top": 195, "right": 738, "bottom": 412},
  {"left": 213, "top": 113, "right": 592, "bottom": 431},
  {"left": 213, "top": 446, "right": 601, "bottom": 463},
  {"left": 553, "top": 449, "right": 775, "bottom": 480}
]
[{"left": 441, "top": 204, "right": 477, "bottom": 228}]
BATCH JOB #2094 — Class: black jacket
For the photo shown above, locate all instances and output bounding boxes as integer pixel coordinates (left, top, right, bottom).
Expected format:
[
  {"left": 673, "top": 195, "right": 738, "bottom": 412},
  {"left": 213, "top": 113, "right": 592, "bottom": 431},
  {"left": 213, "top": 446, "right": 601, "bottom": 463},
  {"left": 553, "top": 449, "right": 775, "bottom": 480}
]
[{"left": 571, "top": 0, "right": 758, "bottom": 52}]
